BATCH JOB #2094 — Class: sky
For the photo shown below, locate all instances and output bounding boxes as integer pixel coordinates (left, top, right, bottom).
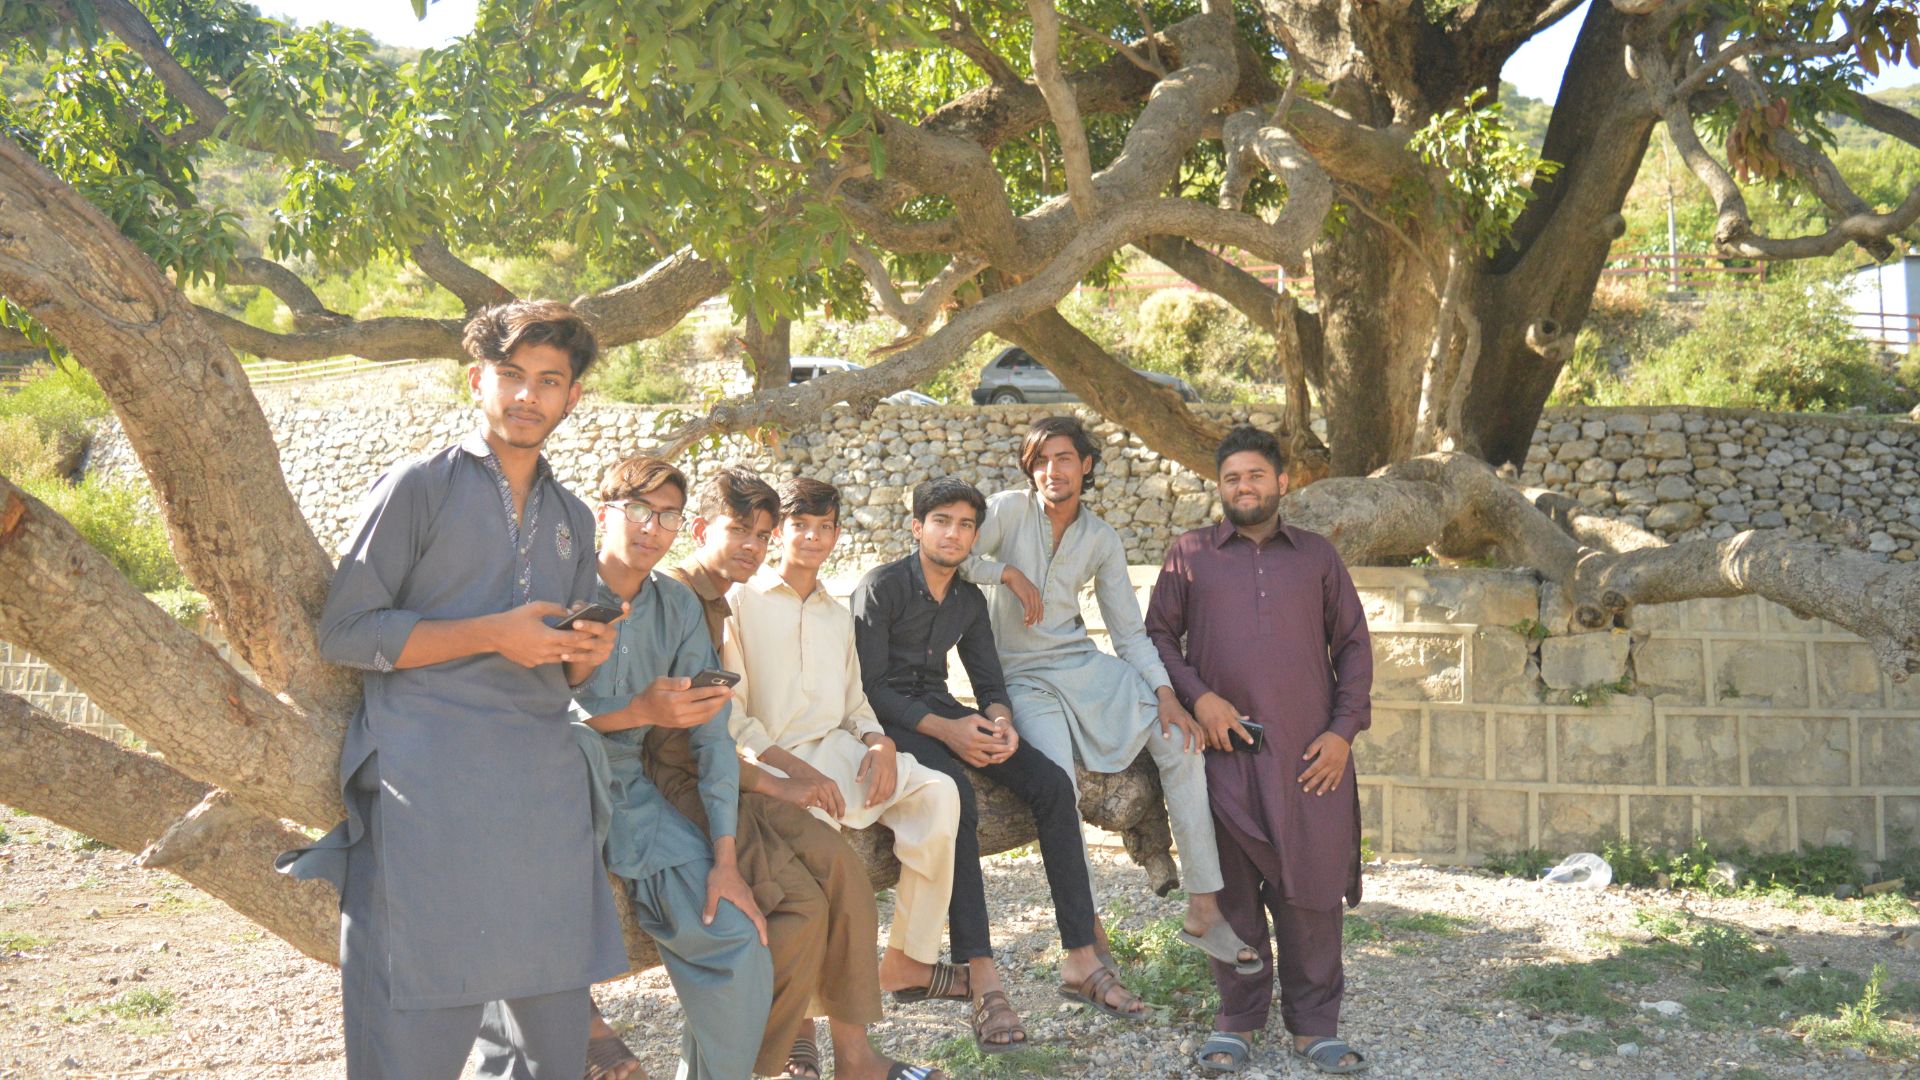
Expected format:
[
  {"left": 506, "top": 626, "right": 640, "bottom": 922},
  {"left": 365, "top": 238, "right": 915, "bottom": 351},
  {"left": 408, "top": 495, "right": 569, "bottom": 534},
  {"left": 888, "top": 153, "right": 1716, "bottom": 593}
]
[{"left": 258, "top": 0, "right": 1920, "bottom": 105}]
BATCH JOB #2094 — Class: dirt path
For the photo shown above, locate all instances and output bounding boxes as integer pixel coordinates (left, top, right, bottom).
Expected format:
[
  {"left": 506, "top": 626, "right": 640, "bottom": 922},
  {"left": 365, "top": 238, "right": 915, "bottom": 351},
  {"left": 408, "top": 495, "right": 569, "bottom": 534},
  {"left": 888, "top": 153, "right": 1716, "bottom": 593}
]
[{"left": 3, "top": 809, "right": 1916, "bottom": 1078}]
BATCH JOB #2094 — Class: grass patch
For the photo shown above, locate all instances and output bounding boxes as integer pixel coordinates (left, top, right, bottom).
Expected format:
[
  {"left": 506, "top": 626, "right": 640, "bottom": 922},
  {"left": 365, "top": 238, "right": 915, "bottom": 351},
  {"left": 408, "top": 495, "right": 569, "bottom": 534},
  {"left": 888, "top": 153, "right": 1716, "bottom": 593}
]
[
  {"left": 1483, "top": 848, "right": 1558, "bottom": 878},
  {"left": 1798, "top": 965, "right": 1920, "bottom": 1060},
  {"left": 1552, "top": 1027, "right": 1643, "bottom": 1056},
  {"left": 1505, "top": 947, "right": 1666, "bottom": 1018},
  {"left": 0, "top": 929, "right": 52, "bottom": 952},
  {"left": 103, "top": 988, "right": 175, "bottom": 1019},
  {"left": 926, "top": 1034, "right": 1074, "bottom": 1078},
  {"left": 1105, "top": 915, "right": 1217, "bottom": 1021},
  {"left": 1778, "top": 891, "right": 1920, "bottom": 923},
  {"left": 984, "top": 843, "right": 1036, "bottom": 862},
  {"left": 1343, "top": 914, "right": 1383, "bottom": 943},
  {"left": 1382, "top": 912, "right": 1472, "bottom": 936}
]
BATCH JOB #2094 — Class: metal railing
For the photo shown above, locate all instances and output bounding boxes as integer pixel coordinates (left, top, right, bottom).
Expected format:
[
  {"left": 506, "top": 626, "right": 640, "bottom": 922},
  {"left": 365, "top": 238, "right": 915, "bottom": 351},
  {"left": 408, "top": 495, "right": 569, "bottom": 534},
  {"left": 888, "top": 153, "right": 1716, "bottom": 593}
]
[
  {"left": 239, "top": 355, "right": 444, "bottom": 386},
  {"left": 1850, "top": 310, "right": 1920, "bottom": 352}
]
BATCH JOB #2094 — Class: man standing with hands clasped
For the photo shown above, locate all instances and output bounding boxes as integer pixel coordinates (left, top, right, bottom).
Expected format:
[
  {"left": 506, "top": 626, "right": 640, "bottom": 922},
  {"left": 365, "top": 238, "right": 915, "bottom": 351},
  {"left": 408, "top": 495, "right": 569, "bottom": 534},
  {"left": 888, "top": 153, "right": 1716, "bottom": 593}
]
[{"left": 1146, "top": 426, "right": 1374, "bottom": 1076}]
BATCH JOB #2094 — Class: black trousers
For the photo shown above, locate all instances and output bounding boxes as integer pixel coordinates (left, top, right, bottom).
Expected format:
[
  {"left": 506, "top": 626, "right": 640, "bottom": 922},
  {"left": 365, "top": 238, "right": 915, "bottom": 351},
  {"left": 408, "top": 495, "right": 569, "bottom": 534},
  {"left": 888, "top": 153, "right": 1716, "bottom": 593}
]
[{"left": 883, "top": 699, "right": 1097, "bottom": 961}]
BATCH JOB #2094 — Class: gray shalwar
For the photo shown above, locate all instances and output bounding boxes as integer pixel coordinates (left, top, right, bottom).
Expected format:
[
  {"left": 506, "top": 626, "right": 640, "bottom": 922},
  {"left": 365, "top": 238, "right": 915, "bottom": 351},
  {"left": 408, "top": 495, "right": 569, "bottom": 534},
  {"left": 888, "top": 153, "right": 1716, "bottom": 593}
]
[
  {"left": 961, "top": 488, "right": 1223, "bottom": 894},
  {"left": 572, "top": 570, "right": 773, "bottom": 1080},
  {"left": 279, "top": 433, "right": 626, "bottom": 1079}
]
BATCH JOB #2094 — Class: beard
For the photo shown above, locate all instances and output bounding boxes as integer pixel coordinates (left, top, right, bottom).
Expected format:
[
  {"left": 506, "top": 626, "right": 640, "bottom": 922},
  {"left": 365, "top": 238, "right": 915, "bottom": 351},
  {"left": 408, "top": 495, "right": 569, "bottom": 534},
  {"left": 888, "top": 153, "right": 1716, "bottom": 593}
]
[
  {"left": 920, "top": 544, "right": 968, "bottom": 569},
  {"left": 1222, "top": 491, "right": 1281, "bottom": 528}
]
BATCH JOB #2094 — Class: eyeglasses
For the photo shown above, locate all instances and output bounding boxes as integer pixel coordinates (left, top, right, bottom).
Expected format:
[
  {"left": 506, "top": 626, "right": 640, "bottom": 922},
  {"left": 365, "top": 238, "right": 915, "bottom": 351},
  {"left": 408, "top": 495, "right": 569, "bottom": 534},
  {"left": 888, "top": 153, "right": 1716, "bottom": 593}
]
[{"left": 605, "top": 500, "right": 687, "bottom": 532}]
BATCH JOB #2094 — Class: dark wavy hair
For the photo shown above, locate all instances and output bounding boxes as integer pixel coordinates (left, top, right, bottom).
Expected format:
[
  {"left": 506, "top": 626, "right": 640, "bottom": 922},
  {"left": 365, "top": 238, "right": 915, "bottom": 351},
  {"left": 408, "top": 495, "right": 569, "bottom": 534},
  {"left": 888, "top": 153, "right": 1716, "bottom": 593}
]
[
  {"left": 697, "top": 468, "right": 781, "bottom": 526},
  {"left": 461, "top": 299, "right": 598, "bottom": 380},
  {"left": 779, "top": 476, "right": 842, "bottom": 525},
  {"left": 1214, "top": 425, "right": 1286, "bottom": 475},
  {"left": 1019, "top": 415, "right": 1101, "bottom": 494}
]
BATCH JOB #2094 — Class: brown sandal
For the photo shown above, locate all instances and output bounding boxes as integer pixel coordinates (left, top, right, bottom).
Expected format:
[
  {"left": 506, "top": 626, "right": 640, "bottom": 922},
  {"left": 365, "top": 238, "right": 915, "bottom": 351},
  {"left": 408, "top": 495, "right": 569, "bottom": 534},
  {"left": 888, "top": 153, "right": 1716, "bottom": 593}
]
[
  {"left": 585, "top": 1030, "right": 642, "bottom": 1080},
  {"left": 1058, "top": 964, "right": 1148, "bottom": 1020},
  {"left": 971, "top": 989, "right": 1028, "bottom": 1055},
  {"left": 890, "top": 959, "right": 970, "bottom": 1003}
]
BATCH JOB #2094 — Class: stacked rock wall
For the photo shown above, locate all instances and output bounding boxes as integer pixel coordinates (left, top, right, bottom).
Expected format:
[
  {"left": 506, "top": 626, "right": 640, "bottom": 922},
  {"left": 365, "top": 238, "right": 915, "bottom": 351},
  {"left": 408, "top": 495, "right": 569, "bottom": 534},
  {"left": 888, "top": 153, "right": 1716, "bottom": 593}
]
[{"left": 86, "top": 401, "right": 1920, "bottom": 567}]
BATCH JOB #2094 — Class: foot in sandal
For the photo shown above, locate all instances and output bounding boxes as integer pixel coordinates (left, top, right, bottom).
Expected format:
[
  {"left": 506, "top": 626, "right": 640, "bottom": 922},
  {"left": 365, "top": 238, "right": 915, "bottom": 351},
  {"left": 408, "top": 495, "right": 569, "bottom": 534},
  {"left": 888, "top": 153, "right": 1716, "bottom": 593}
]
[
  {"left": 822, "top": 1014, "right": 949, "bottom": 1080},
  {"left": 964, "top": 958, "right": 1028, "bottom": 1054},
  {"left": 584, "top": 1004, "right": 643, "bottom": 1080},
  {"left": 1056, "top": 943, "right": 1146, "bottom": 1020},
  {"left": 1193, "top": 1029, "right": 1254, "bottom": 1075},
  {"left": 1291, "top": 1034, "right": 1368, "bottom": 1074}
]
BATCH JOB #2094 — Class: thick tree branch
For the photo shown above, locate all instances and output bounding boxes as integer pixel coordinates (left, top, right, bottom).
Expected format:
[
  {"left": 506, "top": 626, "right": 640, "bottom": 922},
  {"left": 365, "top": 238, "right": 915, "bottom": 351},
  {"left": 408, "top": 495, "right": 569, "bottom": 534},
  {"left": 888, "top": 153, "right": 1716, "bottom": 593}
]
[
  {"left": 0, "top": 478, "right": 343, "bottom": 828},
  {"left": 1028, "top": 0, "right": 1102, "bottom": 221},
  {"left": 0, "top": 693, "right": 340, "bottom": 963},
  {"left": 655, "top": 195, "right": 1322, "bottom": 457},
  {"left": 408, "top": 236, "right": 514, "bottom": 311},
  {"left": 850, "top": 246, "right": 984, "bottom": 339},
  {"left": 995, "top": 302, "right": 1228, "bottom": 477},
  {"left": 0, "top": 134, "right": 352, "bottom": 716},
  {"left": 1848, "top": 89, "right": 1920, "bottom": 149},
  {"left": 228, "top": 257, "right": 349, "bottom": 332}
]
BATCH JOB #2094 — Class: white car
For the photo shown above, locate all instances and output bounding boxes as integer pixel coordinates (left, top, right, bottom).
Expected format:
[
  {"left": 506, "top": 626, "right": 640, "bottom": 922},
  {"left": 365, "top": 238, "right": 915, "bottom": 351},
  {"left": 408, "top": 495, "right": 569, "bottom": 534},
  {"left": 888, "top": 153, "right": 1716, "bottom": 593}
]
[{"left": 788, "top": 356, "right": 939, "bottom": 406}]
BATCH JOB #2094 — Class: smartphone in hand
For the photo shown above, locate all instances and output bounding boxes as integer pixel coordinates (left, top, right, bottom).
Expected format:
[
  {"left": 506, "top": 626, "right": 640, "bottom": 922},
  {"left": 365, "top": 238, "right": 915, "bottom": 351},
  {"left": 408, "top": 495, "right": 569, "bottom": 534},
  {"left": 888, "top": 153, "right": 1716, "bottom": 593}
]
[
  {"left": 553, "top": 603, "right": 624, "bottom": 630},
  {"left": 1236, "top": 720, "right": 1266, "bottom": 754},
  {"left": 690, "top": 668, "right": 741, "bottom": 689}
]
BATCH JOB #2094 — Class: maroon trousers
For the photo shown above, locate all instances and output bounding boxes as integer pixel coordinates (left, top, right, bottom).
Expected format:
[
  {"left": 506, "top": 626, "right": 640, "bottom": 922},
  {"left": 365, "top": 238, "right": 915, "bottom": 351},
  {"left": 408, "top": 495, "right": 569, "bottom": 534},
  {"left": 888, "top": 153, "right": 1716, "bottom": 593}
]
[{"left": 1208, "top": 811, "right": 1346, "bottom": 1037}]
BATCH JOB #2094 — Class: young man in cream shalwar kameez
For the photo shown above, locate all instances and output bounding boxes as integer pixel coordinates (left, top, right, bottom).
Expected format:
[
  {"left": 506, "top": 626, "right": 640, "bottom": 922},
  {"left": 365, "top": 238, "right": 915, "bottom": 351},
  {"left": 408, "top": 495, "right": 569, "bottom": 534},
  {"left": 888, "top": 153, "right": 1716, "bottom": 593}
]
[{"left": 719, "top": 478, "right": 965, "bottom": 1008}]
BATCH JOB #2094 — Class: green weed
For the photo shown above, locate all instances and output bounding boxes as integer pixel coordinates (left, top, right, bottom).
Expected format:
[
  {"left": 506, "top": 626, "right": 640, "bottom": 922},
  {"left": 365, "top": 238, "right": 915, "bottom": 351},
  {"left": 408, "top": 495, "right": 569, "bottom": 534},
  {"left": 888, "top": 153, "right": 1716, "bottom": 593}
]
[
  {"left": 0, "top": 929, "right": 52, "bottom": 952},
  {"left": 1483, "top": 849, "right": 1558, "bottom": 878},
  {"left": 926, "top": 1034, "right": 1074, "bottom": 1078},
  {"left": 1510, "top": 618, "right": 1550, "bottom": 642},
  {"left": 1382, "top": 912, "right": 1472, "bottom": 936},
  {"left": 1105, "top": 915, "right": 1217, "bottom": 1020},
  {"left": 1567, "top": 675, "right": 1633, "bottom": 707},
  {"left": 103, "top": 988, "right": 175, "bottom": 1020},
  {"left": 1798, "top": 965, "right": 1920, "bottom": 1060},
  {"left": 1343, "top": 915, "right": 1383, "bottom": 943}
]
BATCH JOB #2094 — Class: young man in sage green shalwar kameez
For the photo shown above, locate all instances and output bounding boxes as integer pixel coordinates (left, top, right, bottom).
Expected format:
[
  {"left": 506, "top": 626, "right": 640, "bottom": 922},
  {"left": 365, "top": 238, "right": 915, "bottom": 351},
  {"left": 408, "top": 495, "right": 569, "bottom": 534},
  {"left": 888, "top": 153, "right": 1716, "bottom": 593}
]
[{"left": 959, "top": 416, "right": 1258, "bottom": 973}]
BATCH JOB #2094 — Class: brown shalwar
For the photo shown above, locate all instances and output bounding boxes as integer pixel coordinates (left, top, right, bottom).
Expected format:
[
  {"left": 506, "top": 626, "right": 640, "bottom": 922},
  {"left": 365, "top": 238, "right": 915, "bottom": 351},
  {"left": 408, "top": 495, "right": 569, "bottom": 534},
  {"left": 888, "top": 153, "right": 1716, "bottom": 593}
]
[
  {"left": 645, "top": 562, "right": 883, "bottom": 1075},
  {"left": 1146, "top": 519, "right": 1373, "bottom": 1038}
]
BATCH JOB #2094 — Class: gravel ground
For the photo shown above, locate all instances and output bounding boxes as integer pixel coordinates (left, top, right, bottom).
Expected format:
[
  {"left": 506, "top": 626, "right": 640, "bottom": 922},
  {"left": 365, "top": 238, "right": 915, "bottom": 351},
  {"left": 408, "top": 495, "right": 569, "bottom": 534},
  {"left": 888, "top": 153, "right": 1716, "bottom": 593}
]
[{"left": 3, "top": 809, "right": 1917, "bottom": 1079}]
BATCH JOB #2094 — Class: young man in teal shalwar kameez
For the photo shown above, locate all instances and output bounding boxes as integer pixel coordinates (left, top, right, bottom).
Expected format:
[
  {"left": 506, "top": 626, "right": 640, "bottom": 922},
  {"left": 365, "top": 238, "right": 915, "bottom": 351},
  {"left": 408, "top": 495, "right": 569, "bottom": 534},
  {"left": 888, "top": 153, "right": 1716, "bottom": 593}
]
[{"left": 569, "top": 454, "right": 777, "bottom": 1080}]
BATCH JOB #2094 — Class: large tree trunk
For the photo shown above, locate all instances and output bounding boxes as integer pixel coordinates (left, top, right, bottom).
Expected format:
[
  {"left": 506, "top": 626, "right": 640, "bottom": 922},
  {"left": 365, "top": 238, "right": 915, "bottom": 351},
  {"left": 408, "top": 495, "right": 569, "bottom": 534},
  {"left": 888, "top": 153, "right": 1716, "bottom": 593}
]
[
  {"left": 0, "top": 693, "right": 339, "bottom": 962},
  {"left": 1457, "top": 0, "right": 1656, "bottom": 467},
  {"left": 1314, "top": 223, "right": 1443, "bottom": 475}
]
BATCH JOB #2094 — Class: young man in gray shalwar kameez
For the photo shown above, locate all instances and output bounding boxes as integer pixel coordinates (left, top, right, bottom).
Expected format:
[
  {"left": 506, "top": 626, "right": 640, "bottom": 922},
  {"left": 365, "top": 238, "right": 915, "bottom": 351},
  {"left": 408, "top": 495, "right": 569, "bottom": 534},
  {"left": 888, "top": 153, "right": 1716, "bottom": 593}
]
[
  {"left": 959, "top": 416, "right": 1258, "bottom": 973},
  {"left": 279, "top": 302, "right": 629, "bottom": 1079}
]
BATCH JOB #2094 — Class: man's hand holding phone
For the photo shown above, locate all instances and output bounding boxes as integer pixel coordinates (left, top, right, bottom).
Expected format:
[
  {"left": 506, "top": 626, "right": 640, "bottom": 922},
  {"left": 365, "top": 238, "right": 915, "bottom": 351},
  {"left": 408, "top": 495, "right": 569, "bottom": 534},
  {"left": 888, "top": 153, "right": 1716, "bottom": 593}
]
[{"left": 1192, "top": 691, "right": 1255, "bottom": 753}]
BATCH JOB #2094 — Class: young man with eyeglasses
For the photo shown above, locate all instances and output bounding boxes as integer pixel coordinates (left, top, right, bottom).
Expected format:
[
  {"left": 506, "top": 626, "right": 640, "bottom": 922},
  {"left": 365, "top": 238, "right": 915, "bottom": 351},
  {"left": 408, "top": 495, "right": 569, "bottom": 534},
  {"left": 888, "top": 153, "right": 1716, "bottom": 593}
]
[{"left": 570, "top": 455, "right": 773, "bottom": 1080}]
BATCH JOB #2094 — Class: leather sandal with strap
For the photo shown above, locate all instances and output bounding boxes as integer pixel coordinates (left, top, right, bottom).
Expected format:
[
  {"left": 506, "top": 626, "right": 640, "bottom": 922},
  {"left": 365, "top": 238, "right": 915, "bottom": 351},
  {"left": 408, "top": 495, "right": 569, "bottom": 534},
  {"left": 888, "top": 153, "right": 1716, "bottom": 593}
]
[
  {"left": 778, "top": 1033, "right": 821, "bottom": 1079},
  {"left": 890, "top": 959, "right": 970, "bottom": 1003},
  {"left": 584, "top": 1030, "right": 641, "bottom": 1080},
  {"left": 970, "top": 989, "right": 1028, "bottom": 1055},
  {"left": 1057, "top": 964, "right": 1148, "bottom": 1021}
]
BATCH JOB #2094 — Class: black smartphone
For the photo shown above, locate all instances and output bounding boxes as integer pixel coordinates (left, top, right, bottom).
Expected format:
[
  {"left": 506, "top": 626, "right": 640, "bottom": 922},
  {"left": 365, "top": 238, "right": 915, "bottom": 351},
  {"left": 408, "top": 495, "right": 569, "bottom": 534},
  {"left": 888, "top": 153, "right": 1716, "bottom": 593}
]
[
  {"left": 554, "top": 603, "right": 623, "bottom": 630},
  {"left": 690, "top": 668, "right": 741, "bottom": 689},
  {"left": 1236, "top": 721, "right": 1266, "bottom": 754}
]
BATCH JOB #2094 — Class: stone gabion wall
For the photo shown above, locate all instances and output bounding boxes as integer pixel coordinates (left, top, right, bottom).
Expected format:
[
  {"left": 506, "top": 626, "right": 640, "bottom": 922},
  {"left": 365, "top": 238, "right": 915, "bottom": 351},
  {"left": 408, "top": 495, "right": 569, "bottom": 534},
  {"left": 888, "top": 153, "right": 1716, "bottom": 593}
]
[
  {"left": 85, "top": 401, "right": 1920, "bottom": 567},
  {"left": 1518, "top": 406, "right": 1920, "bottom": 560}
]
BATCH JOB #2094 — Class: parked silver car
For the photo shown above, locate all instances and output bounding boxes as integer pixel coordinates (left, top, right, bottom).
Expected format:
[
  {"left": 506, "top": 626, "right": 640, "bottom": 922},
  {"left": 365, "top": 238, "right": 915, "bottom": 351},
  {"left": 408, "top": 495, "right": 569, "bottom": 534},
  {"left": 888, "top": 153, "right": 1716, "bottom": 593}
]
[
  {"left": 969, "top": 346, "right": 1199, "bottom": 404},
  {"left": 788, "top": 356, "right": 939, "bottom": 406}
]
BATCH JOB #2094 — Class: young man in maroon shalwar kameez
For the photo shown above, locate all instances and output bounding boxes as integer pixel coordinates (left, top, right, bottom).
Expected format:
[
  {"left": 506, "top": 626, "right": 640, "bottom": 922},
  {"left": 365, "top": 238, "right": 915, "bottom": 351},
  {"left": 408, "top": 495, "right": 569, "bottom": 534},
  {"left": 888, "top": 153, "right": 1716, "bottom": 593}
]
[{"left": 1145, "top": 426, "right": 1374, "bottom": 1076}]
